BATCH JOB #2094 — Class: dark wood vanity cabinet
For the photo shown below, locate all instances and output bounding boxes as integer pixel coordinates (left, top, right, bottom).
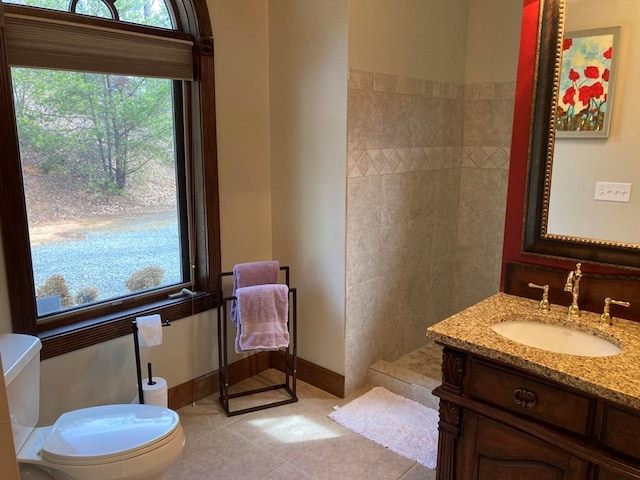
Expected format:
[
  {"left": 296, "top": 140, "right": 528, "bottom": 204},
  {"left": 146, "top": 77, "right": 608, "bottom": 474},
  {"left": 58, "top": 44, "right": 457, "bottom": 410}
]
[
  {"left": 433, "top": 347, "right": 640, "bottom": 480},
  {"left": 459, "top": 411, "right": 589, "bottom": 479}
]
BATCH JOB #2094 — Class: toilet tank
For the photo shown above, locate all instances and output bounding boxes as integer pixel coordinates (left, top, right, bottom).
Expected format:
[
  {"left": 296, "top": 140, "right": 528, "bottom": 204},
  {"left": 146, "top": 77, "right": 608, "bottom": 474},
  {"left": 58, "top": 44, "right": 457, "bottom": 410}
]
[{"left": 0, "top": 334, "right": 42, "bottom": 453}]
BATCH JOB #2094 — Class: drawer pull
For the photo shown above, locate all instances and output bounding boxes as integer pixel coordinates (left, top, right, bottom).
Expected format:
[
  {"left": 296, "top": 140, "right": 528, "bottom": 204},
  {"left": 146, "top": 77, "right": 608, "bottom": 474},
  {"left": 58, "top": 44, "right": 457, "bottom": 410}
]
[{"left": 514, "top": 388, "right": 538, "bottom": 408}]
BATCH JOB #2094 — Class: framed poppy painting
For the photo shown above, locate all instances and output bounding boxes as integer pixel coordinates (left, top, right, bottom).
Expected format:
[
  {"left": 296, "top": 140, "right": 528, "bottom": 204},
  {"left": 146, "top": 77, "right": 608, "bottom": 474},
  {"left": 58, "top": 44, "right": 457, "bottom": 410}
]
[{"left": 556, "top": 26, "right": 620, "bottom": 138}]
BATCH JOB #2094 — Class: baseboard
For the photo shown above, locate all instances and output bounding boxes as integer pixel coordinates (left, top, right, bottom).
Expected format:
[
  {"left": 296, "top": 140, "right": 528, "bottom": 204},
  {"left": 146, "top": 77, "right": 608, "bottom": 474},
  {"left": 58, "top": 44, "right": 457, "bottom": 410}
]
[
  {"left": 168, "top": 352, "right": 345, "bottom": 410},
  {"left": 168, "top": 370, "right": 219, "bottom": 410},
  {"left": 269, "top": 351, "right": 345, "bottom": 398}
]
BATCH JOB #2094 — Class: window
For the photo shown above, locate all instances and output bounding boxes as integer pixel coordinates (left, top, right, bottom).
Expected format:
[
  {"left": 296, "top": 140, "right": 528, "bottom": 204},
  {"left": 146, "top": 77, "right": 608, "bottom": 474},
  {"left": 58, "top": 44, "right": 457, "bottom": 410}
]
[
  {"left": 14, "top": 70, "right": 187, "bottom": 317},
  {"left": 4, "top": 0, "right": 173, "bottom": 27},
  {"left": 0, "top": 0, "right": 220, "bottom": 359}
]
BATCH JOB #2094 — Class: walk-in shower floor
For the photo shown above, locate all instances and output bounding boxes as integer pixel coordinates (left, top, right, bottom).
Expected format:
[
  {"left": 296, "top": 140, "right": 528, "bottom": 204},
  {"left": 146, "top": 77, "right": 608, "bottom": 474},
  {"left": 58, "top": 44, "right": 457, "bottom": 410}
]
[
  {"left": 392, "top": 338, "right": 443, "bottom": 380},
  {"left": 368, "top": 338, "right": 443, "bottom": 409}
]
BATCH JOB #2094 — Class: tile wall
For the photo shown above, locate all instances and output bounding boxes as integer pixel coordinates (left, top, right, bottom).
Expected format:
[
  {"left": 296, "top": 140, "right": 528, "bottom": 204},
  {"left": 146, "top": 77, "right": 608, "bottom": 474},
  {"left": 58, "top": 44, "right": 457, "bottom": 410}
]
[
  {"left": 454, "top": 81, "right": 514, "bottom": 312},
  {"left": 345, "top": 69, "right": 514, "bottom": 393}
]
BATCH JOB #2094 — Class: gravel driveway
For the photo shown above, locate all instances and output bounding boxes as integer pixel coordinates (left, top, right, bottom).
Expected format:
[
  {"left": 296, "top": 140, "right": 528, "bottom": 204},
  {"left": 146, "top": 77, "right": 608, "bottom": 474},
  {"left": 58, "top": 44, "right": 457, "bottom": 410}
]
[{"left": 31, "top": 211, "right": 182, "bottom": 303}]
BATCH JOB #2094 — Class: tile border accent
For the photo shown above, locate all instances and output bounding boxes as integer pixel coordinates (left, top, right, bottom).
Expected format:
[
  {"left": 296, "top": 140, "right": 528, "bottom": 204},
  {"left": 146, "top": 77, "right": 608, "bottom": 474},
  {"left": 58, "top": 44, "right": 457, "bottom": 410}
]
[
  {"left": 348, "top": 147, "right": 462, "bottom": 177},
  {"left": 349, "top": 69, "right": 464, "bottom": 99},
  {"left": 349, "top": 69, "right": 515, "bottom": 101},
  {"left": 462, "top": 146, "right": 510, "bottom": 170},
  {"left": 464, "top": 81, "right": 516, "bottom": 100}
]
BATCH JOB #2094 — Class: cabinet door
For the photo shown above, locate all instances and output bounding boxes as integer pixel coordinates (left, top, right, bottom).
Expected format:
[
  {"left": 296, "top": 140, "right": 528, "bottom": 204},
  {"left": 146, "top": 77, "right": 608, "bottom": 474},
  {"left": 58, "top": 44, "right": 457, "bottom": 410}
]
[
  {"left": 601, "top": 403, "right": 640, "bottom": 460},
  {"left": 596, "top": 467, "right": 638, "bottom": 480},
  {"left": 459, "top": 412, "right": 588, "bottom": 480}
]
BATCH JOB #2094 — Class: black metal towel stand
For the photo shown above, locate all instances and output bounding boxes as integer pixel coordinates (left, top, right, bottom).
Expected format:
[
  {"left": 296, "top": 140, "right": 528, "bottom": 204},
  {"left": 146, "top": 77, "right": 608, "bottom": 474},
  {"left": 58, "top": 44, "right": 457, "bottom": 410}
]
[
  {"left": 217, "top": 266, "right": 298, "bottom": 416},
  {"left": 132, "top": 319, "right": 171, "bottom": 404}
]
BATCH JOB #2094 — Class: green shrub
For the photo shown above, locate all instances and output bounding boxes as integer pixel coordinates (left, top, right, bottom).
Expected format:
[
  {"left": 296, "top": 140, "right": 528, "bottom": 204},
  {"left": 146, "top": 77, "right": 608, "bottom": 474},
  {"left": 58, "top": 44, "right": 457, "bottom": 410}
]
[
  {"left": 125, "top": 266, "right": 164, "bottom": 292},
  {"left": 37, "top": 274, "right": 73, "bottom": 307}
]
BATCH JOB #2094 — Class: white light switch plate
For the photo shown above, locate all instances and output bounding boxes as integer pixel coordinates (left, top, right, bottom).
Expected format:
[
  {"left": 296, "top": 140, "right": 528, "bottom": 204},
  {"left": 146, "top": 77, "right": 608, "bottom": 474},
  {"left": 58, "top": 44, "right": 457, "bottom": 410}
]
[{"left": 595, "top": 182, "right": 632, "bottom": 203}]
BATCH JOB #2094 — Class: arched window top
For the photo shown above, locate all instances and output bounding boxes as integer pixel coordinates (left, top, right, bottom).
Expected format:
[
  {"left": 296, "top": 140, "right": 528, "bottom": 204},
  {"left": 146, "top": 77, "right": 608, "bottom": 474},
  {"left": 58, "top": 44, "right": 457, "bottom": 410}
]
[{"left": 4, "top": 0, "right": 174, "bottom": 29}]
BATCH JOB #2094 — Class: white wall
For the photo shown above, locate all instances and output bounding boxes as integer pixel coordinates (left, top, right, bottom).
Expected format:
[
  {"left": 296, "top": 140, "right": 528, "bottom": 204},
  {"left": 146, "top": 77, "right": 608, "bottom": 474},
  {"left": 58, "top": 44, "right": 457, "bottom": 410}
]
[
  {"left": 269, "top": 0, "right": 348, "bottom": 375},
  {"left": 548, "top": 0, "right": 640, "bottom": 243}
]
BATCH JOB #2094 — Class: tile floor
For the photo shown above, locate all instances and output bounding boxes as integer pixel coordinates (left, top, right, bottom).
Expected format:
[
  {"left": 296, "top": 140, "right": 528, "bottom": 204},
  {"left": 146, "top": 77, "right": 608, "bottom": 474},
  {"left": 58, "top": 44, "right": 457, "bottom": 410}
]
[{"left": 167, "top": 370, "right": 437, "bottom": 480}]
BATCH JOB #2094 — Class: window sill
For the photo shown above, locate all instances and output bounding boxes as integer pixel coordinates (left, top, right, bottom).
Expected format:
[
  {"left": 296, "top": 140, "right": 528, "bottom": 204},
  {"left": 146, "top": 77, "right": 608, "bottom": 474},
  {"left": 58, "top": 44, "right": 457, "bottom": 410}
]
[{"left": 38, "top": 292, "right": 215, "bottom": 360}]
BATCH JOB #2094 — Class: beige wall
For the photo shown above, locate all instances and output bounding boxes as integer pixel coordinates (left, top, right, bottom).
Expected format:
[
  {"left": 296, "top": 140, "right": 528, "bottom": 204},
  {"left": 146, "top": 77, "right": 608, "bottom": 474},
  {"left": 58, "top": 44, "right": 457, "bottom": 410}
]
[
  {"left": 453, "top": 0, "right": 521, "bottom": 312},
  {"left": 465, "top": 0, "right": 523, "bottom": 83},
  {"left": 212, "top": 0, "right": 273, "bottom": 269},
  {"left": 348, "top": 0, "right": 470, "bottom": 82},
  {"left": 269, "top": 0, "right": 348, "bottom": 375},
  {"left": 208, "top": 0, "right": 274, "bottom": 366}
]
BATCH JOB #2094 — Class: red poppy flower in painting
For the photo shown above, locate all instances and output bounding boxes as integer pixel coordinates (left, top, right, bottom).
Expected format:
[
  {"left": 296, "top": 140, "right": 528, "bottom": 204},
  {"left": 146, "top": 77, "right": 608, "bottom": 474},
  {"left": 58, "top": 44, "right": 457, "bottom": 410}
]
[
  {"left": 603, "top": 46, "right": 613, "bottom": 59},
  {"left": 578, "top": 82, "right": 604, "bottom": 105},
  {"left": 591, "top": 82, "right": 604, "bottom": 99},
  {"left": 569, "top": 68, "right": 580, "bottom": 82},
  {"left": 584, "top": 66, "right": 600, "bottom": 79},
  {"left": 563, "top": 86, "right": 576, "bottom": 106},
  {"left": 563, "top": 38, "right": 573, "bottom": 50},
  {"left": 602, "top": 68, "right": 610, "bottom": 82},
  {"left": 578, "top": 85, "right": 591, "bottom": 106}
]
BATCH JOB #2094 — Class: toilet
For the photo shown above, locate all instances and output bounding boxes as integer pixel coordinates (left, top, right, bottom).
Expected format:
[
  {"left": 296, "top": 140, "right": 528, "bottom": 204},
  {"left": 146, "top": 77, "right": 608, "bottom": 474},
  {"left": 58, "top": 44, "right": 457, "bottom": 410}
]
[{"left": 0, "top": 333, "right": 185, "bottom": 480}]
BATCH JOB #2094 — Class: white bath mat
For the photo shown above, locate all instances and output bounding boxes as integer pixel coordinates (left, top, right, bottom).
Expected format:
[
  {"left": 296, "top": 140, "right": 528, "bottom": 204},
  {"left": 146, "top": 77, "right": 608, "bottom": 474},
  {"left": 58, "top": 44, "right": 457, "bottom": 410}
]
[{"left": 328, "top": 386, "right": 439, "bottom": 469}]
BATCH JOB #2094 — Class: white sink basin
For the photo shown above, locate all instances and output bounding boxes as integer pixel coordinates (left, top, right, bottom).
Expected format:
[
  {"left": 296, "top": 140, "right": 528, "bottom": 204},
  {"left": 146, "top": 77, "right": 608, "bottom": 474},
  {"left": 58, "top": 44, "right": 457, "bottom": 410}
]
[{"left": 491, "top": 321, "right": 621, "bottom": 357}]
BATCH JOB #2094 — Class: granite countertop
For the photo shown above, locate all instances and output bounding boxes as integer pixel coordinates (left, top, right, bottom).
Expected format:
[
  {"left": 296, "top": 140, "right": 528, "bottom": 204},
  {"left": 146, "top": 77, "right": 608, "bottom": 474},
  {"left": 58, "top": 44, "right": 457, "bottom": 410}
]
[{"left": 426, "top": 292, "right": 640, "bottom": 410}]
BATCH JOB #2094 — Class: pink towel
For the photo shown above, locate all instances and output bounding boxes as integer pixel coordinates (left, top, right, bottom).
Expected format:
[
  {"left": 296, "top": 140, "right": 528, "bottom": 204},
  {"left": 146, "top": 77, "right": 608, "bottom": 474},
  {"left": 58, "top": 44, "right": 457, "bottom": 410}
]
[
  {"left": 234, "top": 284, "right": 289, "bottom": 353},
  {"left": 231, "top": 261, "right": 280, "bottom": 323},
  {"left": 233, "top": 261, "right": 280, "bottom": 289}
]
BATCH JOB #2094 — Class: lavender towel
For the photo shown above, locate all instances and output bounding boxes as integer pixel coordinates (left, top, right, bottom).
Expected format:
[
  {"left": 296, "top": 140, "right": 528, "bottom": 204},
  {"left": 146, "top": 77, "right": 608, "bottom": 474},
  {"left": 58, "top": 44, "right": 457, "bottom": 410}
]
[
  {"left": 234, "top": 284, "right": 289, "bottom": 353},
  {"left": 231, "top": 261, "right": 280, "bottom": 323}
]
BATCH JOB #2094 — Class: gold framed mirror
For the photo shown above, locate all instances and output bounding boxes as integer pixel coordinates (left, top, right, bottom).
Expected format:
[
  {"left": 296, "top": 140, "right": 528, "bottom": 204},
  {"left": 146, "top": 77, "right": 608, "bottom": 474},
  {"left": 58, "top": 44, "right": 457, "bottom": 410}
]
[{"left": 523, "top": 0, "right": 640, "bottom": 269}]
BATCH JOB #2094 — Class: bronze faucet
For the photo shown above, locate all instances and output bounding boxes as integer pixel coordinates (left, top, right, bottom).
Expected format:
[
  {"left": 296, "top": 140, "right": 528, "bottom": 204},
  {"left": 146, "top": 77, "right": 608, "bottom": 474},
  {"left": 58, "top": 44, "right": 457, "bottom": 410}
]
[
  {"left": 564, "top": 263, "right": 582, "bottom": 318},
  {"left": 528, "top": 282, "right": 550, "bottom": 312},
  {"left": 600, "top": 297, "right": 630, "bottom": 325}
]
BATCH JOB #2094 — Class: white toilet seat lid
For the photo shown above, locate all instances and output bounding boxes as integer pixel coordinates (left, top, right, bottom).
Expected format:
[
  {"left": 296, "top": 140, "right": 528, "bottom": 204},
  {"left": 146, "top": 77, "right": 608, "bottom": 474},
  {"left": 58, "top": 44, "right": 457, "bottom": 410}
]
[{"left": 41, "top": 404, "right": 179, "bottom": 464}]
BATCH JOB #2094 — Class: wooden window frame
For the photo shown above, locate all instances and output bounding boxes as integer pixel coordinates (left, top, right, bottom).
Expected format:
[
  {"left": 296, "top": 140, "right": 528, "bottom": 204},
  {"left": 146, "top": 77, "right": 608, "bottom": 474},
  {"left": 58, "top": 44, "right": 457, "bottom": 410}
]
[{"left": 0, "top": 0, "right": 220, "bottom": 360}]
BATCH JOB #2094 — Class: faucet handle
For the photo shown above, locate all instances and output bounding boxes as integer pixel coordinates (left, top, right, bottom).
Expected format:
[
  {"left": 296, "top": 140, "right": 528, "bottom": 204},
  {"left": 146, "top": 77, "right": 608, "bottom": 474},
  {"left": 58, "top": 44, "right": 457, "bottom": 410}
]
[
  {"left": 528, "top": 283, "right": 550, "bottom": 312},
  {"left": 600, "top": 297, "right": 630, "bottom": 325}
]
